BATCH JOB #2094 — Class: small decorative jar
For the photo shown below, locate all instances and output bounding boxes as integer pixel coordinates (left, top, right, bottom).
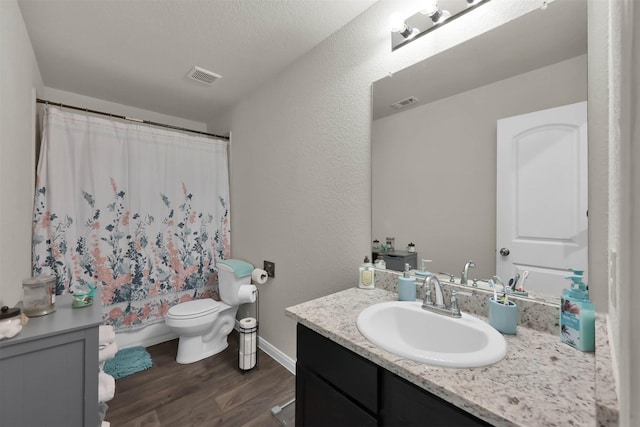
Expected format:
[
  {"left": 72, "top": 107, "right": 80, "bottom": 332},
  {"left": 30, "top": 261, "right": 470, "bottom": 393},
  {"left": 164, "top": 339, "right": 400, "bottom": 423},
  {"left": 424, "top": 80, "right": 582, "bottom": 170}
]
[
  {"left": 386, "top": 237, "right": 395, "bottom": 252},
  {"left": 374, "top": 256, "right": 386, "bottom": 269},
  {"left": 407, "top": 242, "right": 416, "bottom": 253},
  {"left": 72, "top": 284, "right": 96, "bottom": 308},
  {"left": 22, "top": 275, "right": 56, "bottom": 317}
]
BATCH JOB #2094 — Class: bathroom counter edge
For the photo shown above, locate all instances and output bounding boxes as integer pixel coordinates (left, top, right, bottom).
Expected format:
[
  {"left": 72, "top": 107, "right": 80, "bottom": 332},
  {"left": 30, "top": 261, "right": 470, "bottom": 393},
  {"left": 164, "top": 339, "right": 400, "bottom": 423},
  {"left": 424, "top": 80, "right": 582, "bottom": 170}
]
[
  {"left": 285, "top": 287, "right": 596, "bottom": 427},
  {"left": 595, "top": 313, "right": 620, "bottom": 425}
]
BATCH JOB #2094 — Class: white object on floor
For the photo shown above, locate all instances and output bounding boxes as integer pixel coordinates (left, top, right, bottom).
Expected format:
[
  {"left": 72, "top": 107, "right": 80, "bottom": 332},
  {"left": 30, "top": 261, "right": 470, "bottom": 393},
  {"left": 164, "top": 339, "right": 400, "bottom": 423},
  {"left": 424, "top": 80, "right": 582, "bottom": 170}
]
[
  {"left": 98, "top": 371, "right": 115, "bottom": 403},
  {"left": 99, "top": 341, "right": 118, "bottom": 362},
  {"left": 165, "top": 260, "right": 257, "bottom": 364},
  {"left": 101, "top": 422, "right": 110, "bottom": 427},
  {"left": 99, "top": 325, "right": 116, "bottom": 345}
]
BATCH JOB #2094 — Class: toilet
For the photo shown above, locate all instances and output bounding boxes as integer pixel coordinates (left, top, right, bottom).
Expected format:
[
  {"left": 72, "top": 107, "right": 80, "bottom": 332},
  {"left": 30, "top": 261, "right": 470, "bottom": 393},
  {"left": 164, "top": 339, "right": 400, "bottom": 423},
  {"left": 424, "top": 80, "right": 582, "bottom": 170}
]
[{"left": 165, "top": 259, "right": 257, "bottom": 364}]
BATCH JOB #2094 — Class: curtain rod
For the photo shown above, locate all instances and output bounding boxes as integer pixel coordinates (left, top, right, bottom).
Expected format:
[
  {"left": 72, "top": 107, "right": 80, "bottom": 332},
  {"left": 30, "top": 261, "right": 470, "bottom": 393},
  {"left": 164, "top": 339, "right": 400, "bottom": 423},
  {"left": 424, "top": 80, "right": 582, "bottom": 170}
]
[{"left": 36, "top": 98, "right": 229, "bottom": 141}]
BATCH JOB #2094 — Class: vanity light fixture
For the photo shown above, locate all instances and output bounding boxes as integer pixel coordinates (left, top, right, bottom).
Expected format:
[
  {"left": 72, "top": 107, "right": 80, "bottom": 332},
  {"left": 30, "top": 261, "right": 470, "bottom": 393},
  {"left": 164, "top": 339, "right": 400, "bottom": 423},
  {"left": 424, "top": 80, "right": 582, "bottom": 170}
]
[{"left": 390, "top": 0, "right": 491, "bottom": 51}]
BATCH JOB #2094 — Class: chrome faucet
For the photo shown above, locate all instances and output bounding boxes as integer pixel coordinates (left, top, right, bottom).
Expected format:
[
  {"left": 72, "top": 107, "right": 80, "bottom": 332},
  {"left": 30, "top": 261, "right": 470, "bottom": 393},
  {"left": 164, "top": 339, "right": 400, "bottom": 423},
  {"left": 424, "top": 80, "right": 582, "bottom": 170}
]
[
  {"left": 460, "top": 260, "right": 476, "bottom": 286},
  {"left": 421, "top": 275, "right": 462, "bottom": 318}
]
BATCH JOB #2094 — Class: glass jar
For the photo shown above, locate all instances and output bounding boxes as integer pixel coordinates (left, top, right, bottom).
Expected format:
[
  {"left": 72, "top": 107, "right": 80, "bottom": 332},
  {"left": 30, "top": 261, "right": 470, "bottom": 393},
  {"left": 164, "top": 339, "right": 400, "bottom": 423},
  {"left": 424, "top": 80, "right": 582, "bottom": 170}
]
[
  {"left": 385, "top": 237, "right": 395, "bottom": 252},
  {"left": 22, "top": 275, "right": 56, "bottom": 317}
]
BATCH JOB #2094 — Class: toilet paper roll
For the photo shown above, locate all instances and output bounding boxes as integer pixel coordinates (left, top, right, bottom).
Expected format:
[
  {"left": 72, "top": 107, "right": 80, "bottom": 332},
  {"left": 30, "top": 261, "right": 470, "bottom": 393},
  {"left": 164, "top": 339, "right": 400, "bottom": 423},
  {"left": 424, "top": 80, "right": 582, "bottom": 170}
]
[
  {"left": 239, "top": 317, "right": 257, "bottom": 329},
  {"left": 237, "top": 284, "right": 257, "bottom": 304},
  {"left": 239, "top": 351, "right": 256, "bottom": 370},
  {"left": 240, "top": 332, "right": 257, "bottom": 353},
  {"left": 251, "top": 268, "right": 268, "bottom": 285}
]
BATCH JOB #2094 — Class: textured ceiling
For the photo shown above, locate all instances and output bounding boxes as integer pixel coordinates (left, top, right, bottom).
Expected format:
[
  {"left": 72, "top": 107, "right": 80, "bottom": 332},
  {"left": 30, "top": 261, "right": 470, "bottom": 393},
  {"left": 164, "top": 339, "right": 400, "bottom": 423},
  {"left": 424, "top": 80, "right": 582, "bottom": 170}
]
[{"left": 19, "top": 0, "right": 377, "bottom": 123}]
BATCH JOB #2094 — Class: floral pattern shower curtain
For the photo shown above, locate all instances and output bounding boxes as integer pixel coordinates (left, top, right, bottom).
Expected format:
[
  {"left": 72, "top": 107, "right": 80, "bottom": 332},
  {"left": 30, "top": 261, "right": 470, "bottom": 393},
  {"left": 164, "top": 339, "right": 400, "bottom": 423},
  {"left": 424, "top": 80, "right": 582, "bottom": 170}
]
[{"left": 33, "top": 107, "right": 230, "bottom": 331}]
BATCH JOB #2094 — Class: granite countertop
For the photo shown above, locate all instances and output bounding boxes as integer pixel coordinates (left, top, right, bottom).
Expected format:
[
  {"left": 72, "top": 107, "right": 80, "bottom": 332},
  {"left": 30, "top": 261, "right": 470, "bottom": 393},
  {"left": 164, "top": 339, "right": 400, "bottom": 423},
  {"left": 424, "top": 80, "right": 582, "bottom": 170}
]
[{"left": 286, "top": 287, "right": 596, "bottom": 427}]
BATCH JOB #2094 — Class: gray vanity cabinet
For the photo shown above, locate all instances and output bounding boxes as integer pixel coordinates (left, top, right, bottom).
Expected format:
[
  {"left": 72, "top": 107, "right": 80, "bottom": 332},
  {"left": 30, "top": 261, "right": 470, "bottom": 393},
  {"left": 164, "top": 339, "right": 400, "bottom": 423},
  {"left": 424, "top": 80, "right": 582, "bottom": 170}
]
[
  {"left": 295, "top": 324, "right": 490, "bottom": 427},
  {"left": 0, "top": 295, "right": 103, "bottom": 427},
  {"left": 372, "top": 250, "right": 417, "bottom": 271}
]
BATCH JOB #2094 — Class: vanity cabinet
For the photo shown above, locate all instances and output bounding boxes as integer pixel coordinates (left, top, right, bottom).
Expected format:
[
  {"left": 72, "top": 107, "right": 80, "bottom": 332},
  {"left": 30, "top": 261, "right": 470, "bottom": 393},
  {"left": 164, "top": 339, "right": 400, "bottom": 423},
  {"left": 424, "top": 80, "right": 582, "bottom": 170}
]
[
  {"left": 296, "top": 323, "right": 377, "bottom": 427},
  {"left": 295, "top": 324, "right": 489, "bottom": 427},
  {"left": 0, "top": 295, "right": 103, "bottom": 427},
  {"left": 372, "top": 250, "right": 417, "bottom": 271}
]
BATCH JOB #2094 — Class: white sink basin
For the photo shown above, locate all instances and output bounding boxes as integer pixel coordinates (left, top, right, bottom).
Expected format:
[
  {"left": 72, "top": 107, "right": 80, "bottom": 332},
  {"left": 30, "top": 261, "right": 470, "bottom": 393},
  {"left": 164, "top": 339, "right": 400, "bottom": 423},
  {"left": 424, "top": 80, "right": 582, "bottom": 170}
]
[{"left": 356, "top": 301, "right": 507, "bottom": 368}]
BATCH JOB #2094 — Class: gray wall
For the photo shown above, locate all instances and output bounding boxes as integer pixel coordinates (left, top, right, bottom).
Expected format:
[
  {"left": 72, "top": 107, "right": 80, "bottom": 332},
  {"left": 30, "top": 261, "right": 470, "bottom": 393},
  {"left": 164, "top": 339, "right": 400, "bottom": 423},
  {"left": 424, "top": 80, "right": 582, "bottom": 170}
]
[
  {"left": 372, "top": 55, "right": 587, "bottom": 281},
  {"left": 214, "top": 0, "right": 547, "bottom": 359},
  {"left": 0, "top": 0, "right": 43, "bottom": 306}
]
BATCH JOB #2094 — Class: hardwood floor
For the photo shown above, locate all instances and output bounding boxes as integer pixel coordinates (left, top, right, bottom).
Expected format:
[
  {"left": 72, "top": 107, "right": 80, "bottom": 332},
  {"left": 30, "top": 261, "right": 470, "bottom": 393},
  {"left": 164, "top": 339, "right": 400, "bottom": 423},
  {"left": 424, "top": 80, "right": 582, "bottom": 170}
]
[{"left": 105, "top": 331, "right": 295, "bottom": 427}]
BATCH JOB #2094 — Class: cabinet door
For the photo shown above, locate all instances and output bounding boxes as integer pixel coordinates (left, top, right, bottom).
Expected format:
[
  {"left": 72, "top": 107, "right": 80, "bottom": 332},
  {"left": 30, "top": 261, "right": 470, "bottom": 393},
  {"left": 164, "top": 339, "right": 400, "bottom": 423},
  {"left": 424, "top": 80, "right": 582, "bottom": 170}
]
[
  {"left": 380, "top": 371, "right": 490, "bottom": 427},
  {"left": 296, "top": 363, "right": 377, "bottom": 427},
  {"left": 0, "top": 330, "right": 98, "bottom": 427},
  {"left": 297, "top": 324, "right": 378, "bottom": 413}
]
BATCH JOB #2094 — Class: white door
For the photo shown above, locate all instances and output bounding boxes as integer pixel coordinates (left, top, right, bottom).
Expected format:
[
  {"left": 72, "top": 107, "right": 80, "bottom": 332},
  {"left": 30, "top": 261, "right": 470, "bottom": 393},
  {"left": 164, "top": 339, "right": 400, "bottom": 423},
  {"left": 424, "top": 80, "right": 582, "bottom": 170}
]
[{"left": 496, "top": 102, "right": 587, "bottom": 297}]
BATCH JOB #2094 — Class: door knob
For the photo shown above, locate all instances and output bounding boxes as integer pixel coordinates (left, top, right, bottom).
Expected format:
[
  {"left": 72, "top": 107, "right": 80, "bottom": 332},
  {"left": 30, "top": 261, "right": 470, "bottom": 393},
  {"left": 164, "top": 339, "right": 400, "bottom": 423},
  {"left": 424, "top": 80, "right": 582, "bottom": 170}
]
[{"left": 499, "top": 248, "right": 510, "bottom": 256}]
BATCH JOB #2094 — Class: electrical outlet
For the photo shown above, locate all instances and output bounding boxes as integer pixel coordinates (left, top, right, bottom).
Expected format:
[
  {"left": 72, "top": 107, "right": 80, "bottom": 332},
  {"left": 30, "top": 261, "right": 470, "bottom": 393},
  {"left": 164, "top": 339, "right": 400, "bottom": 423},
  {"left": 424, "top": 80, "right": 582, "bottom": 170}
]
[{"left": 264, "top": 261, "right": 275, "bottom": 278}]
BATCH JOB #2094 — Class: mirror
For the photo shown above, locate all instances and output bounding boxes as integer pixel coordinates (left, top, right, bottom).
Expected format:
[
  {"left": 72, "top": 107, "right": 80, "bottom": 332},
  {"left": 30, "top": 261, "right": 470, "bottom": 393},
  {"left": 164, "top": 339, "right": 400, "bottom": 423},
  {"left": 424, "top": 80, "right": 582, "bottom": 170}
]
[{"left": 372, "top": 1, "right": 587, "bottom": 304}]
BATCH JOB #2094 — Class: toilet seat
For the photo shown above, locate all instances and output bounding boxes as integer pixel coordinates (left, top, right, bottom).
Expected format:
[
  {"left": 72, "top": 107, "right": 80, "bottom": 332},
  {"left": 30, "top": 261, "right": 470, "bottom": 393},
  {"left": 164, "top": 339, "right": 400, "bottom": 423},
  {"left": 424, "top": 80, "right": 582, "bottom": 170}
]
[{"left": 167, "top": 299, "right": 221, "bottom": 320}]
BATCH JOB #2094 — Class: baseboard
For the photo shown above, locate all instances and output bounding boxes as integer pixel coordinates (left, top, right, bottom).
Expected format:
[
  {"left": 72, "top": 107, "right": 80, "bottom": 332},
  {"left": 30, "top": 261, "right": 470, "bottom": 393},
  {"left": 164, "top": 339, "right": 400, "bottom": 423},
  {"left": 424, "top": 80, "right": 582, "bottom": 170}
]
[
  {"left": 258, "top": 336, "right": 296, "bottom": 375},
  {"left": 119, "top": 321, "right": 296, "bottom": 375},
  {"left": 115, "top": 323, "right": 177, "bottom": 350},
  {"left": 137, "top": 330, "right": 177, "bottom": 348},
  {"left": 234, "top": 320, "right": 296, "bottom": 375}
]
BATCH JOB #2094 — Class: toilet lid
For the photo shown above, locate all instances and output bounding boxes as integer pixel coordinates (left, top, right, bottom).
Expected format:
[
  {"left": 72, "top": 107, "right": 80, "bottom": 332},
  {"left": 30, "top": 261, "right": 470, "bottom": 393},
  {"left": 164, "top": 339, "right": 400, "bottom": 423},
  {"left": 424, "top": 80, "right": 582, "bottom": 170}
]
[{"left": 168, "top": 299, "right": 221, "bottom": 318}]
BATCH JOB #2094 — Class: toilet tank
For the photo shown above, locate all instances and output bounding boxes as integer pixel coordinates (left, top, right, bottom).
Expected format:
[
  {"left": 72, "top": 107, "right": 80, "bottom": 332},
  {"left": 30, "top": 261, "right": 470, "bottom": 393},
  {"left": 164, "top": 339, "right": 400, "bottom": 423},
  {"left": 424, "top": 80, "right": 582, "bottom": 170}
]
[{"left": 217, "top": 261, "right": 254, "bottom": 306}]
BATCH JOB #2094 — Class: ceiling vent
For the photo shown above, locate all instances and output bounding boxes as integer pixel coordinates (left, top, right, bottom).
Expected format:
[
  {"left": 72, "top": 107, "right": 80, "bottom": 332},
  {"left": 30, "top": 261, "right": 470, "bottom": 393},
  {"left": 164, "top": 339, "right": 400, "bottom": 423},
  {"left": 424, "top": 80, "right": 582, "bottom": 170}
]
[
  {"left": 391, "top": 96, "right": 419, "bottom": 109},
  {"left": 187, "top": 66, "right": 221, "bottom": 86}
]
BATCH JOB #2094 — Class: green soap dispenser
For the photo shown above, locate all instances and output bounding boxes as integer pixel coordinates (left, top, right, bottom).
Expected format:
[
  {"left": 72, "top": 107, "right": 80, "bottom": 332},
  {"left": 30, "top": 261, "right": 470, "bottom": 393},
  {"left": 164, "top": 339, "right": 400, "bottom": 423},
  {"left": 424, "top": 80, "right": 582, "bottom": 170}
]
[
  {"left": 560, "top": 271, "right": 595, "bottom": 352},
  {"left": 397, "top": 263, "right": 416, "bottom": 301}
]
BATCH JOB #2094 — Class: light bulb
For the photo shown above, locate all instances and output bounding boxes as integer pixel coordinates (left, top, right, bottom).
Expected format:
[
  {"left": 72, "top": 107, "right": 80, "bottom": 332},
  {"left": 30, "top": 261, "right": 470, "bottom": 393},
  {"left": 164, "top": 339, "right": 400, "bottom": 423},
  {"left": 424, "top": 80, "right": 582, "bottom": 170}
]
[
  {"left": 389, "top": 12, "right": 406, "bottom": 33},
  {"left": 389, "top": 12, "right": 418, "bottom": 39},
  {"left": 433, "top": 9, "right": 451, "bottom": 24},
  {"left": 421, "top": 0, "right": 438, "bottom": 16}
]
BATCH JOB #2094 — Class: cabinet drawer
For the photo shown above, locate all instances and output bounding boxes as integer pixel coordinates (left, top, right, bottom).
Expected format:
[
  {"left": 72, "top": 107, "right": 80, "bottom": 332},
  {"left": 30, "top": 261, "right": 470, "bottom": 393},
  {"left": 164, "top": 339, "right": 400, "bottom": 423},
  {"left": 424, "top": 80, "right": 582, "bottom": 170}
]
[{"left": 297, "top": 324, "right": 378, "bottom": 413}]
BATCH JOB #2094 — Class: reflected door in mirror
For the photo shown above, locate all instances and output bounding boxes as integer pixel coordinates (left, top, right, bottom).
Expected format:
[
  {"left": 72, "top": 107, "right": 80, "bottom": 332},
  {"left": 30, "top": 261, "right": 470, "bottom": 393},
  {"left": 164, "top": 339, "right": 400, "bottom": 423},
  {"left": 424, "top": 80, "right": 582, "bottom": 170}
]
[{"left": 496, "top": 102, "right": 588, "bottom": 296}]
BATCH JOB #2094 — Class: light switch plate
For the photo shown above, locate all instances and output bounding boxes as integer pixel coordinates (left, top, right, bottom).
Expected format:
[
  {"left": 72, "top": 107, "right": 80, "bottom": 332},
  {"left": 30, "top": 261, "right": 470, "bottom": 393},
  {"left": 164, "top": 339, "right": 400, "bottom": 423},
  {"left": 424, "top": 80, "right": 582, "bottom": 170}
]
[{"left": 264, "top": 261, "right": 275, "bottom": 278}]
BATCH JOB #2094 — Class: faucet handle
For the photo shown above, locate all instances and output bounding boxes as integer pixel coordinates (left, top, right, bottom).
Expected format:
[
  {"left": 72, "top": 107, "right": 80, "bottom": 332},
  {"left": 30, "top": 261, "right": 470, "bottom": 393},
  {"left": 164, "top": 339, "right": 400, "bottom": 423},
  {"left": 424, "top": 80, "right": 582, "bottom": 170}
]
[
  {"left": 423, "top": 287, "right": 433, "bottom": 306},
  {"left": 449, "top": 290, "right": 462, "bottom": 318},
  {"left": 438, "top": 272, "right": 455, "bottom": 282}
]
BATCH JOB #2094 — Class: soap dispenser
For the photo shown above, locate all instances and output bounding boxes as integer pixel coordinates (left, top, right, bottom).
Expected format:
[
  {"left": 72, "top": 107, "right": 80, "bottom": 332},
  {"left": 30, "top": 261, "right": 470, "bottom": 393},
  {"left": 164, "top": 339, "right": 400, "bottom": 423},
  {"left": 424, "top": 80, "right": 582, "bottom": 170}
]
[
  {"left": 358, "top": 256, "right": 375, "bottom": 290},
  {"left": 560, "top": 270, "right": 595, "bottom": 352},
  {"left": 397, "top": 263, "right": 416, "bottom": 301},
  {"left": 415, "top": 259, "right": 432, "bottom": 277}
]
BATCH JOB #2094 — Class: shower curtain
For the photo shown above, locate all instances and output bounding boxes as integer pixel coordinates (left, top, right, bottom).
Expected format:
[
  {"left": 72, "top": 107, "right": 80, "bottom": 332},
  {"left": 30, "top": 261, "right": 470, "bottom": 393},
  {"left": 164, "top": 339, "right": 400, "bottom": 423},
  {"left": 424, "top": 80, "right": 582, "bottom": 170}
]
[{"left": 32, "top": 106, "right": 230, "bottom": 331}]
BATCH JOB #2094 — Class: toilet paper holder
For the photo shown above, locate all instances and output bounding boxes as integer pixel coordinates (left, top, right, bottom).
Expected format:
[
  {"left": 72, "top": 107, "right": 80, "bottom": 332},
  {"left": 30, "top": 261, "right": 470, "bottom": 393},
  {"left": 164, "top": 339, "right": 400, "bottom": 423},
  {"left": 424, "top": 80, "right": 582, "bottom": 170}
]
[
  {"left": 251, "top": 268, "right": 269, "bottom": 284},
  {"left": 238, "top": 267, "right": 269, "bottom": 371},
  {"left": 239, "top": 280, "right": 260, "bottom": 371}
]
